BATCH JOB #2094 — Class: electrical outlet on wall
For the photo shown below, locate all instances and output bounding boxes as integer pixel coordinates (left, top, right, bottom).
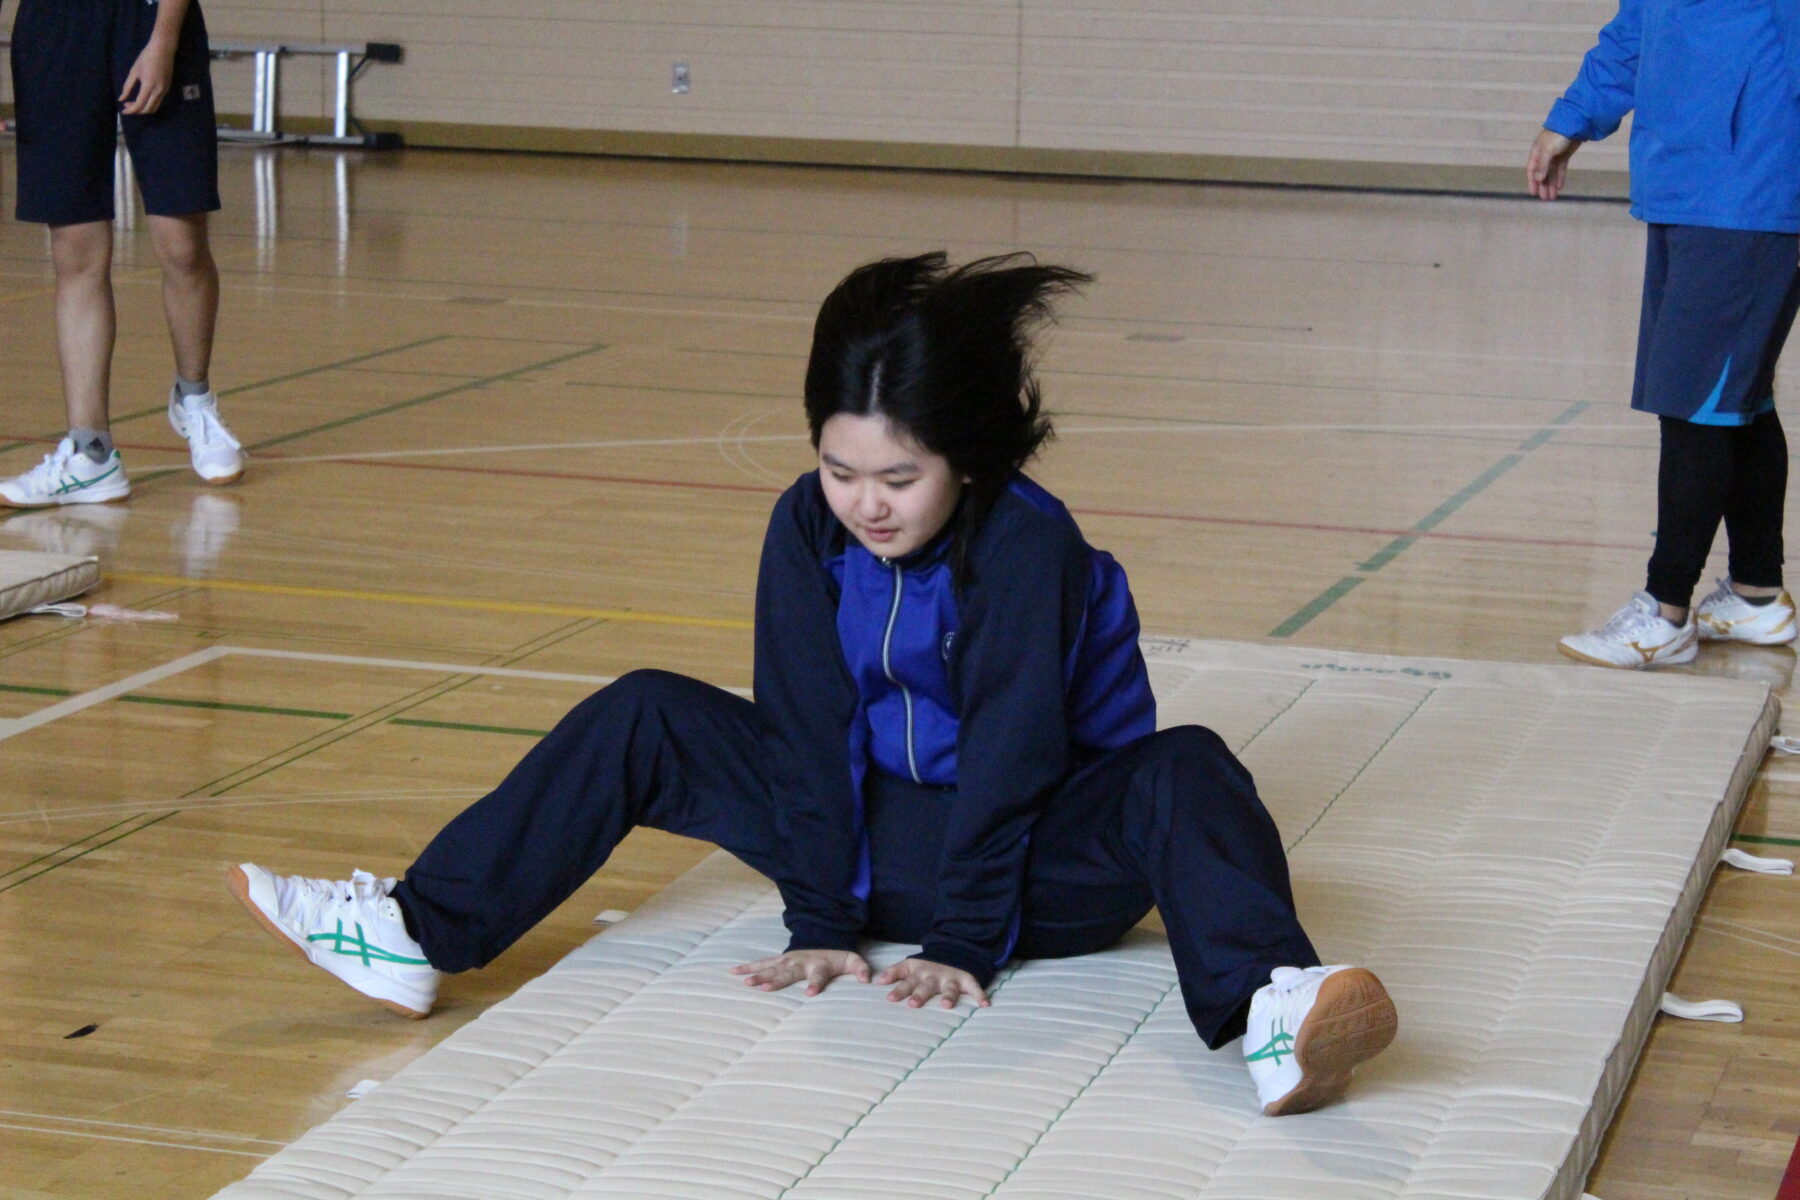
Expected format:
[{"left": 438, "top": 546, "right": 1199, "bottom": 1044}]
[{"left": 671, "top": 63, "right": 690, "bottom": 94}]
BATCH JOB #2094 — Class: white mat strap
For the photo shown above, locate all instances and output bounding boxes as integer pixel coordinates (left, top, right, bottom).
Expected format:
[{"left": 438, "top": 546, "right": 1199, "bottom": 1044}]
[
  {"left": 1722, "top": 847, "right": 1795, "bottom": 874},
  {"left": 1769, "top": 735, "right": 1800, "bottom": 754},
  {"left": 1659, "top": 993, "right": 1744, "bottom": 1022}
]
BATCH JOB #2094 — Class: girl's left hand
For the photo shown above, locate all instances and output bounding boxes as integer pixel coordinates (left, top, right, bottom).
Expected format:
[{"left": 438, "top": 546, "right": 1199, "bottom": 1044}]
[
  {"left": 120, "top": 41, "right": 178, "bottom": 115},
  {"left": 876, "top": 957, "right": 991, "bottom": 1010}
]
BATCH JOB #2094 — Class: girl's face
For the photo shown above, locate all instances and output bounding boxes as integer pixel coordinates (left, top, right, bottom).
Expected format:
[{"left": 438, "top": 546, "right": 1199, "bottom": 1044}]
[{"left": 818, "top": 413, "right": 965, "bottom": 559}]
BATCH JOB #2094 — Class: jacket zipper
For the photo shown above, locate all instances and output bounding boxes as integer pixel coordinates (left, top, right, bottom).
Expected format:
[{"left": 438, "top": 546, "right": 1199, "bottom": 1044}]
[{"left": 880, "top": 558, "right": 922, "bottom": 783}]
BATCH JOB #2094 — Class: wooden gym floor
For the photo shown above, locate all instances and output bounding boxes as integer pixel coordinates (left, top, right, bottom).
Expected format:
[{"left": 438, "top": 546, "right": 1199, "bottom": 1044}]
[{"left": 0, "top": 144, "right": 1794, "bottom": 1199}]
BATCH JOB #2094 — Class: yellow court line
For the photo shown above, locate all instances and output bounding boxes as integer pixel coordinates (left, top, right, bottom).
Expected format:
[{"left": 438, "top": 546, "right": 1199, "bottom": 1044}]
[{"left": 109, "top": 571, "right": 753, "bottom": 630}]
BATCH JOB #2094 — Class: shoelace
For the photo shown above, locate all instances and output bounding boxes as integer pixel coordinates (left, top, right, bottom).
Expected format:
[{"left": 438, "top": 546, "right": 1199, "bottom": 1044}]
[
  {"left": 1698, "top": 578, "right": 1735, "bottom": 610},
  {"left": 185, "top": 403, "right": 242, "bottom": 451},
  {"left": 1597, "top": 602, "right": 1664, "bottom": 639},
  {"left": 1266, "top": 965, "right": 1318, "bottom": 994},
  {"left": 281, "top": 869, "right": 389, "bottom": 922},
  {"left": 23, "top": 443, "right": 77, "bottom": 484}
]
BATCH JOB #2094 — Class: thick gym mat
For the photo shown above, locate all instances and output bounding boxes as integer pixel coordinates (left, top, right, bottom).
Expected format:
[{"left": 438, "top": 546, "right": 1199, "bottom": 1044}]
[
  {"left": 213, "top": 639, "right": 1779, "bottom": 1200},
  {"left": 0, "top": 550, "right": 98, "bottom": 622}
]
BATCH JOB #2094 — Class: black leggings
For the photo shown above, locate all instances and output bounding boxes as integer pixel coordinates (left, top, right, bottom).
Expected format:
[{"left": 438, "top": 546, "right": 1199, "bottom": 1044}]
[{"left": 1646, "top": 411, "right": 1788, "bottom": 609}]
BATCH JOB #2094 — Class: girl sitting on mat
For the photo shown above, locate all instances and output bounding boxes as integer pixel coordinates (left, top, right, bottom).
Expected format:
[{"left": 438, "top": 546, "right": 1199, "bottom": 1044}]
[{"left": 229, "top": 252, "right": 1397, "bottom": 1117}]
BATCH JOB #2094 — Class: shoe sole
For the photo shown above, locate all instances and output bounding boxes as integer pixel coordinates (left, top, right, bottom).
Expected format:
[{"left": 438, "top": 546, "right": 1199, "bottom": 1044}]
[
  {"left": 227, "top": 865, "right": 430, "bottom": 1020},
  {"left": 1263, "top": 967, "right": 1398, "bottom": 1117},
  {"left": 1557, "top": 641, "right": 1697, "bottom": 669},
  {"left": 1698, "top": 623, "right": 1798, "bottom": 646},
  {"left": 0, "top": 490, "right": 131, "bottom": 509}
]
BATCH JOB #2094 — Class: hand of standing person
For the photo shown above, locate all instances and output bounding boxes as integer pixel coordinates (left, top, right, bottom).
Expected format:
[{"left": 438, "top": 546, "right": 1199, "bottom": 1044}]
[
  {"left": 1526, "top": 129, "right": 1582, "bottom": 200},
  {"left": 876, "top": 956, "right": 991, "bottom": 1010},
  {"left": 732, "top": 948, "right": 873, "bottom": 996},
  {"left": 120, "top": 0, "right": 192, "bottom": 115}
]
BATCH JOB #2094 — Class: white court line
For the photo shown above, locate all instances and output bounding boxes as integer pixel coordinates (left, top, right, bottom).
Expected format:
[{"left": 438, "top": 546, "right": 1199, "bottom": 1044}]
[
  {"left": 268, "top": 422, "right": 1644, "bottom": 467},
  {"left": 1701, "top": 916, "right": 1800, "bottom": 949},
  {"left": 0, "top": 648, "right": 230, "bottom": 743},
  {"left": 226, "top": 645, "right": 624, "bottom": 685},
  {"left": 0, "top": 789, "right": 488, "bottom": 829},
  {"left": 203, "top": 277, "right": 1640, "bottom": 367},
  {"left": 0, "top": 1120, "right": 269, "bottom": 1158},
  {"left": 0, "top": 645, "right": 750, "bottom": 744},
  {"left": 0, "top": 1107, "right": 287, "bottom": 1149},
  {"left": 1694, "top": 920, "right": 1800, "bottom": 960}
]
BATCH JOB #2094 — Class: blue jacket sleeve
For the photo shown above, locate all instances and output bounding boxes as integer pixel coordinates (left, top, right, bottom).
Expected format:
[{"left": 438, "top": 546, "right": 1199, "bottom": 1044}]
[
  {"left": 918, "top": 503, "right": 1087, "bottom": 985},
  {"left": 1545, "top": 0, "right": 1641, "bottom": 141},
  {"left": 1778, "top": 0, "right": 1800, "bottom": 100},
  {"left": 754, "top": 478, "right": 866, "bottom": 953}
]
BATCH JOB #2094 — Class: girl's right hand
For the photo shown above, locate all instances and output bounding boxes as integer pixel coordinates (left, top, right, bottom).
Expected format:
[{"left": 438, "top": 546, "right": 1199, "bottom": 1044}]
[
  {"left": 1526, "top": 128, "right": 1581, "bottom": 200},
  {"left": 731, "top": 949, "right": 872, "bottom": 996}
]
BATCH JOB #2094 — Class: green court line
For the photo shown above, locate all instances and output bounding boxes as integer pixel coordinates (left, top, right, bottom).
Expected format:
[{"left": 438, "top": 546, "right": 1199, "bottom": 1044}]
[
  {"left": 1356, "top": 452, "right": 1525, "bottom": 573},
  {"left": 0, "top": 336, "right": 456, "bottom": 456},
  {"left": 116, "top": 695, "right": 352, "bottom": 720},
  {"left": 246, "top": 342, "right": 609, "bottom": 453},
  {"left": 0, "top": 586, "right": 196, "bottom": 663},
  {"left": 0, "top": 681, "right": 348, "bottom": 720},
  {"left": 1731, "top": 833, "right": 1800, "bottom": 848},
  {"left": 390, "top": 717, "right": 550, "bottom": 737},
  {"left": 0, "top": 814, "right": 145, "bottom": 883},
  {"left": 0, "top": 812, "right": 179, "bottom": 895},
  {"left": 0, "top": 682, "right": 70, "bottom": 697},
  {"left": 1270, "top": 400, "right": 1589, "bottom": 638},
  {"left": 1268, "top": 575, "right": 1366, "bottom": 640},
  {"left": 0, "top": 622, "right": 590, "bottom": 894}
]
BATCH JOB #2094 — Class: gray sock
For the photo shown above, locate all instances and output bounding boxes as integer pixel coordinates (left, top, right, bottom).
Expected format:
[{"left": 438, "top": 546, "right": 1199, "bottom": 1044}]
[
  {"left": 175, "top": 377, "right": 211, "bottom": 398},
  {"left": 68, "top": 428, "right": 114, "bottom": 464}
]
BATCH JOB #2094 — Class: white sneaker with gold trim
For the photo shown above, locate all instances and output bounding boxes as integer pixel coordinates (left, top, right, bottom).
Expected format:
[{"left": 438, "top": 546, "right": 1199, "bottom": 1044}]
[
  {"left": 1695, "top": 578, "right": 1798, "bottom": 645},
  {"left": 1559, "top": 591, "right": 1698, "bottom": 669}
]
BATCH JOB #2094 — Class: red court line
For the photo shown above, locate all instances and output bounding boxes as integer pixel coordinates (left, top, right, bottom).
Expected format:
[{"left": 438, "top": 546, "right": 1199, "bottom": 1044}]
[
  {"left": 1778, "top": 1133, "right": 1800, "bottom": 1200},
  {"left": 2, "top": 433, "right": 1646, "bottom": 554},
  {"left": 307, "top": 455, "right": 1648, "bottom": 554},
  {"left": 0, "top": 433, "right": 185, "bottom": 455}
]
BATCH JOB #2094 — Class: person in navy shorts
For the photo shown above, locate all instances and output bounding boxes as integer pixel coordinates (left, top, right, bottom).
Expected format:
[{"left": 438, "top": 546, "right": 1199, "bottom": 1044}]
[
  {"left": 3, "top": 0, "right": 244, "bottom": 509},
  {"left": 1538, "top": 1, "right": 1800, "bottom": 669}
]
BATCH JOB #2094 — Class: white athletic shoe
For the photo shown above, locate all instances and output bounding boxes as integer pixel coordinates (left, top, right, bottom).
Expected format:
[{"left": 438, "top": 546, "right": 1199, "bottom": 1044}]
[
  {"left": 168, "top": 389, "right": 245, "bottom": 484},
  {"left": 229, "top": 864, "right": 438, "bottom": 1018},
  {"left": 0, "top": 438, "right": 131, "bottom": 507},
  {"left": 1558, "top": 591, "right": 1698, "bottom": 669},
  {"left": 1243, "top": 965, "right": 1398, "bottom": 1117},
  {"left": 1695, "top": 578, "right": 1798, "bottom": 645}
]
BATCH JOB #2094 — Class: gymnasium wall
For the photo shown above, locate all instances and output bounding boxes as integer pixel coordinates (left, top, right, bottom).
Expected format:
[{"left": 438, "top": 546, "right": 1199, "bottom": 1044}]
[{"left": 24, "top": 1, "right": 1636, "bottom": 192}]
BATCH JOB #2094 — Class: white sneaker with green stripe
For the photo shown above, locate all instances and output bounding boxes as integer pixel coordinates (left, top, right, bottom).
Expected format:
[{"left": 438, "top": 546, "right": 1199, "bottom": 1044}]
[
  {"left": 230, "top": 864, "right": 439, "bottom": 1018},
  {"left": 1243, "top": 964, "right": 1398, "bottom": 1116},
  {"left": 0, "top": 437, "right": 131, "bottom": 507}
]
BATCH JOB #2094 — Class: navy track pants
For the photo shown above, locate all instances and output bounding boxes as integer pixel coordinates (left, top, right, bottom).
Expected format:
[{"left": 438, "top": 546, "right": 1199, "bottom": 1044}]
[{"left": 394, "top": 669, "right": 1319, "bottom": 1048}]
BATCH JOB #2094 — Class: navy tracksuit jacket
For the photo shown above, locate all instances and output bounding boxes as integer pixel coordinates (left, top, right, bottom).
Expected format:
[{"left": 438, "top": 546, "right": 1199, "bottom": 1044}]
[{"left": 396, "top": 471, "right": 1316, "bottom": 1047}]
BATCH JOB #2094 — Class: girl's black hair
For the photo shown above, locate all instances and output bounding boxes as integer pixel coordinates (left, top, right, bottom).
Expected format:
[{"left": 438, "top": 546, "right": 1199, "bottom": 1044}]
[{"left": 803, "top": 251, "right": 1091, "bottom": 578}]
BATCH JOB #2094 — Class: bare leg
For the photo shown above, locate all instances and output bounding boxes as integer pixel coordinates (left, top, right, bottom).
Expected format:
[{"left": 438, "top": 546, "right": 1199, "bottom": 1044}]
[
  {"left": 147, "top": 212, "right": 218, "bottom": 383},
  {"left": 50, "top": 221, "right": 116, "bottom": 432}
]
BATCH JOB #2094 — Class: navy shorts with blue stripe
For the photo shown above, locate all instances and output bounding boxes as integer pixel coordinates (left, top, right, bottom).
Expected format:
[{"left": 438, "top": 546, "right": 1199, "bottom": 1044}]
[
  {"left": 10, "top": 0, "right": 221, "bottom": 225},
  {"left": 1632, "top": 224, "right": 1800, "bottom": 426}
]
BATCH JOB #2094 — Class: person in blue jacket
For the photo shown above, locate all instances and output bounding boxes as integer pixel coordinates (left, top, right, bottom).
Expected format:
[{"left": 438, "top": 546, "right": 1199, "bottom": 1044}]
[
  {"left": 1542, "top": 0, "right": 1800, "bottom": 668},
  {"left": 227, "top": 253, "right": 1397, "bottom": 1117}
]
